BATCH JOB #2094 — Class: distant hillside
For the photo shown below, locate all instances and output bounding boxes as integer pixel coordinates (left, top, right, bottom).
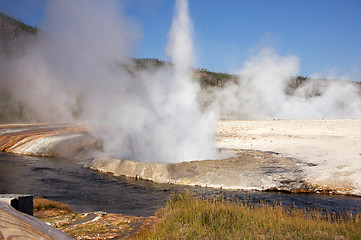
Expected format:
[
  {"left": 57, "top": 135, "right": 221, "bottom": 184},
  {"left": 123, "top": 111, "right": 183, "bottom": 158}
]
[
  {"left": 133, "top": 58, "right": 238, "bottom": 87},
  {"left": 135, "top": 58, "right": 354, "bottom": 93},
  {"left": 0, "top": 12, "right": 37, "bottom": 53},
  {"left": 0, "top": 13, "right": 38, "bottom": 122}
]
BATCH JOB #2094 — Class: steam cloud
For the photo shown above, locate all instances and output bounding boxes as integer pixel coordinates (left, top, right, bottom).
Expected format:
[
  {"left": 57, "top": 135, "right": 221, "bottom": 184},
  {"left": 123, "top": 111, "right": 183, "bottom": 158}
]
[
  {"left": 214, "top": 48, "right": 361, "bottom": 119},
  {"left": 1, "top": 0, "right": 217, "bottom": 163}
]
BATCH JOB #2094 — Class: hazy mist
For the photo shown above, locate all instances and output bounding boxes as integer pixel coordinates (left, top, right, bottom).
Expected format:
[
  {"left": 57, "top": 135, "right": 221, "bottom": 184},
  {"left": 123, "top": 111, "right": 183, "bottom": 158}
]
[
  {"left": 213, "top": 48, "right": 361, "bottom": 119},
  {"left": 1, "top": 0, "right": 217, "bottom": 163}
]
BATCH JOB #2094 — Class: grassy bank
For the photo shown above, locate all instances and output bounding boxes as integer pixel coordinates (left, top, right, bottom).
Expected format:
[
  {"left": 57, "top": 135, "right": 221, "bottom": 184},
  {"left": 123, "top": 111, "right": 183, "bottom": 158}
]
[
  {"left": 33, "top": 198, "right": 73, "bottom": 212},
  {"left": 33, "top": 198, "right": 73, "bottom": 218},
  {"left": 134, "top": 193, "right": 361, "bottom": 239}
]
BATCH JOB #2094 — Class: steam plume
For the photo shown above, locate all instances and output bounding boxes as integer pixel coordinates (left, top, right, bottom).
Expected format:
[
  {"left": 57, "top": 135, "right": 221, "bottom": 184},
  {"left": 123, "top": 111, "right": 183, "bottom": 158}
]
[
  {"left": 214, "top": 47, "right": 361, "bottom": 119},
  {"left": 0, "top": 0, "right": 217, "bottom": 163}
]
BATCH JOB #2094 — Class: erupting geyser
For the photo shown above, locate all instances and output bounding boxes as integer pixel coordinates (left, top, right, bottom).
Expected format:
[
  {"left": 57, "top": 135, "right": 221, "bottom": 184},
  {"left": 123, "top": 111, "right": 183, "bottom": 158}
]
[{"left": 1, "top": 0, "right": 218, "bottom": 163}]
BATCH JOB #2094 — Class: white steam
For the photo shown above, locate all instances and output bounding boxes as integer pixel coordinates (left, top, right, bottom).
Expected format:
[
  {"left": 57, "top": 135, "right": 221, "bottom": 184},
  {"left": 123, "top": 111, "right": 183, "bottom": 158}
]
[
  {"left": 3, "top": 0, "right": 137, "bottom": 123},
  {"left": 166, "top": 0, "right": 194, "bottom": 75},
  {"left": 1, "top": 0, "right": 217, "bottom": 163},
  {"left": 214, "top": 47, "right": 361, "bottom": 119},
  {"left": 102, "top": 0, "right": 218, "bottom": 162}
]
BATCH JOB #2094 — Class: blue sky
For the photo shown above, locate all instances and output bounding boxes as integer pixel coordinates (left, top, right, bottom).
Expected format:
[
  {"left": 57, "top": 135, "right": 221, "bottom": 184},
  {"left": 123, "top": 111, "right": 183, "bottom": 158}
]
[{"left": 1, "top": 0, "right": 361, "bottom": 79}]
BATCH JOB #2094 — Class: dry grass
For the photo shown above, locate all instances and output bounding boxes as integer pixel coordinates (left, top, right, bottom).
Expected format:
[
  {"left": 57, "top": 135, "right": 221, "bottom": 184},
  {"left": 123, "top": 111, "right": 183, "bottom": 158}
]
[
  {"left": 33, "top": 198, "right": 73, "bottom": 218},
  {"left": 133, "top": 193, "right": 361, "bottom": 239}
]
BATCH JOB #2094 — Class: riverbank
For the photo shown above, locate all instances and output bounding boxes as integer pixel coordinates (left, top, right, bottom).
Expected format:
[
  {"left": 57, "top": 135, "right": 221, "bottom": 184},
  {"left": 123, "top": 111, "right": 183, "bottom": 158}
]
[
  {"left": 35, "top": 195, "right": 361, "bottom": 239},
  {"left": 217, "top": 119, "right": 361, "bottom": 195},
  {"left": 0, "top": 124, "right": 100, "bottom": 158},
  {"left": 135, "top": 193, "right": 361, "bottom": 239},
  {"left": 89, "top": 119, "right": 361, "bottom": 195},
  {"left": 33, "top": 198, "right": 159, "bottom": 239},
  {"left": 1, "top": 119, "right": 361, "bottom": 195},
  {"left": 88, "top": 149, "right": 309, "bottom": 192}
]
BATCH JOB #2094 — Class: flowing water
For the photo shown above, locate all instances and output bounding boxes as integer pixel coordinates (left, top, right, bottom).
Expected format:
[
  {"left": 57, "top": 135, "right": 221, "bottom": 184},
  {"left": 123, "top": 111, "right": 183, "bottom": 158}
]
[{"left": 1, "top": 152, "right": 360, "bottom": 217}]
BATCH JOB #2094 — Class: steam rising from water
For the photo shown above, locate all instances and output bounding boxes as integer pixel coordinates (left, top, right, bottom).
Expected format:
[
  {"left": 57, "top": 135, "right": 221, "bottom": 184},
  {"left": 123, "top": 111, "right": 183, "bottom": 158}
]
[
  {"left": 102, "top": 0, "right": 218, "bottom": 162},
  {"left": 1, "top": 0, "right": 217, "bottom": 163}
]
